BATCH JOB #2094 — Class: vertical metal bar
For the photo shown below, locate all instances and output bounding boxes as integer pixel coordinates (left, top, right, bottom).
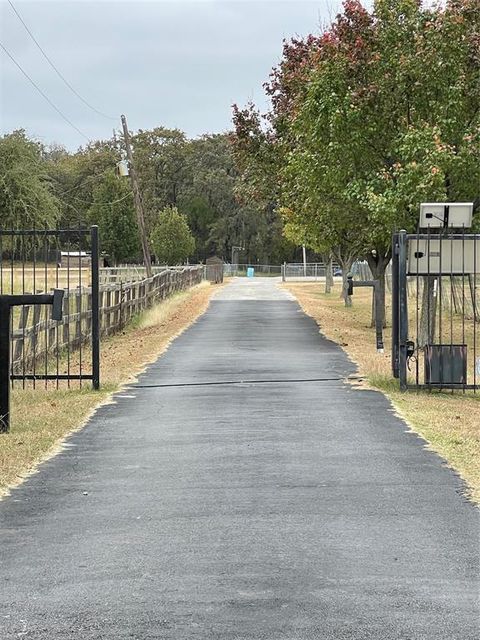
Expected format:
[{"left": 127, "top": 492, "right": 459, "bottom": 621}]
[
  {"left": 391, "top": 233, "right": 399, "bottom": 378},
  {"left": 91, "top": 226, "right": 100, "bottom": 390},
  {"left": 426, "top": 226, "right": 431, "bottom": 363},
  {"left": 78, "top": 227, "right": 83, "bottom": 387},
  {"left": 450, "top": 234, "right": 454, "bottom": 390},
  {"left": 66, "top": 227, "right": 71, "bottom": 388},
  {"left": 44, "top": 229, "right": 48, "bottom": 388},
  {"left": 398, "top": 230, "right": 408, "bottom": 390},
  {"left": 474, "top": 232, "right": 477, "bottom": 392},
  {"left": 55, "top": 228, "right": 59, "bottom": 389},
  {"left": 0, "top": 299, "right": 11, "bottom": 432},
  {"left": 32, "top": 227, "right": 36, "bottom": 389},
  {"left": 10, "top": 229, "right": 14, "bottom": 390},
  {"left": 21, "top": 232, "right": 26, "bottom": 389},
  {"left": 415, "top": 234, "right": 420, "bottom": 386},
  {"left": 462, "top": 226, "right": 466, "bottom": 392},
  {"left": 374, "top": 281, "right": 384, "bottom": 352},
  {"left": 439, "top": 231, "right": 443, "bottom": 390}
]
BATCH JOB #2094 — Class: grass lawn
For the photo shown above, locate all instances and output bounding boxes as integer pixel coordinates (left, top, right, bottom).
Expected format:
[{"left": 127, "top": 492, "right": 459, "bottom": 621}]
[
  {"left": 0, "top": 282, "right": 220, "bottom": 497},
  {"left": 285, "top": 283, "right": 480, "bottom": 504}
]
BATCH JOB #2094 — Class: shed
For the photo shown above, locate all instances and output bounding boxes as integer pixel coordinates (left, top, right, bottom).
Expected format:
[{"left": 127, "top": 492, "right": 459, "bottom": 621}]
[
  {"left": 59, "top": 251, "right": 91, "bottom": 268},
  {"left": 206, "top": 256, "right": 224, "bottom": 284}
]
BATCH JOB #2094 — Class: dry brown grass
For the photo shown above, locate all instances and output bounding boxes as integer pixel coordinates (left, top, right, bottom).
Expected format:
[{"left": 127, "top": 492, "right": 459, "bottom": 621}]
[
  {"left": 285, "top": 283, "right": 480, "bottom": 503},
  {"left": 0, "top": 282, "right": 220, "bottom": 497},
  {"left": 1, "top": 265, "right": 89, "bottom": 294}
]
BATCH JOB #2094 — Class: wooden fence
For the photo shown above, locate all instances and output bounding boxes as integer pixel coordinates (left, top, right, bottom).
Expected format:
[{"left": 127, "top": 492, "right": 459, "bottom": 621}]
[
  {"left": 11, "top": 266, "right": 204, "bottom": 374},
  {"left": 99, "top": 264, "right": 206, "bottom": 284}
]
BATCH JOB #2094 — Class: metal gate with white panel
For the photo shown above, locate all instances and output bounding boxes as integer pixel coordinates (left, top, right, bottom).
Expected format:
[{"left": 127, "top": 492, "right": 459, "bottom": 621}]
[{"left": 392, "top": 203, "right": 479, "bottom": 391}]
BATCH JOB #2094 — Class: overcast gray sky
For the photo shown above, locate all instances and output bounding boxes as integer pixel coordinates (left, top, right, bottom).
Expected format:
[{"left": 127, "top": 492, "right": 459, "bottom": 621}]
[{"left": 0, "top": 0, "right": 343, "bottom": 150}]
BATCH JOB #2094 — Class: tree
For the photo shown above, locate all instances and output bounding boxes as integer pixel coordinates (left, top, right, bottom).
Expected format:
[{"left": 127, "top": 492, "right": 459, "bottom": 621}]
[
  {"left": 151, "top": 206, "right": 195, "bottom": 265},
  {"left": 234, "top": 0, "right": 480, "bottom": 321},
  {"left": 46, "top": 138, "right": 120, "bottom": 227},
  {"left": 132, "top": 127, "right": 189, "bottom": 233},
  {"left": 88, "top": 171, "right": 140, "bottom": 263},
  {"left": 289, "top": 0, "right": 479, "bottom": 321},
  {"left": 0, "top": 130, "right": 60, "bottom": 228},
  {"left": 179, "top": 134, "right": 237, "bottom": 261}
]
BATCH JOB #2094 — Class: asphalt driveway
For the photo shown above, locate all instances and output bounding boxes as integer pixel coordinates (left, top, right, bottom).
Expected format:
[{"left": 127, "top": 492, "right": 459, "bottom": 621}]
[{"left": 0, "top": 278, "right": 478, "bottom": 639}]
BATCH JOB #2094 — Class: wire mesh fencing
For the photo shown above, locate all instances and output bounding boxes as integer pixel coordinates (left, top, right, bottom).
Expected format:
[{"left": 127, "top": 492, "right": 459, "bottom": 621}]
[{"left": 0, "top": 226, "right": 204, "bottom": 390}]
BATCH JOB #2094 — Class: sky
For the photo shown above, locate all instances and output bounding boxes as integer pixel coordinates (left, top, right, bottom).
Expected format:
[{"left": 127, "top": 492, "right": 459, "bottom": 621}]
[{"left": 0, "top": 0, "right": 344, "bottom": 150}]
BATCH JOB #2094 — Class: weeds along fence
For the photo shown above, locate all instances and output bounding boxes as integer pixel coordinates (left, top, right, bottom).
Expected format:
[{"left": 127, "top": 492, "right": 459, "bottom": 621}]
[
  {"left": 96, "top": 266, "right": 204, "bottom": 335},
  {"left": 8, "top": 266, "right": 204, "bottom": 377}
]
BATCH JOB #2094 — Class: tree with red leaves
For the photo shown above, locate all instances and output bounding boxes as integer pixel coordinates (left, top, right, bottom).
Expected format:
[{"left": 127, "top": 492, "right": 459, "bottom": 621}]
[{"left": 232, "top": 0, "right": 480, "bottom": 321}]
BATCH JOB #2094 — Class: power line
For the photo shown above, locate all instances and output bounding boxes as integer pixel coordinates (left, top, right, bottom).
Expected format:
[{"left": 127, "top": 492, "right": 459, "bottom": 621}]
[
  {"left": 55, "top": 167, "right": 114, "bottom": 196},
  {"left": 71, "top": 191, "right": 134, "bottom": 206},
  {"left": 0, "top": 40, "right": 90, "bottom": 142},
  {"left": 7, "top": 0, "right": 115, "bottom": 121}
]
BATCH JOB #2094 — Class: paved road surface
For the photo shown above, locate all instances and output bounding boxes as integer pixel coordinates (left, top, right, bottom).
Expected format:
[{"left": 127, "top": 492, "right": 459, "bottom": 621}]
[{"left": 1, "top": 278, "right": 478, "bottom": 639}]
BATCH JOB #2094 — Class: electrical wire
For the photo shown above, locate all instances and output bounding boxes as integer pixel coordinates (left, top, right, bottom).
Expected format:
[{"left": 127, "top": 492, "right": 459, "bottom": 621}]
[
  {"left": 7, "top": 0, "right": 115, "bottom": 121},
  {"left": 71, "top": 191, "right": 133, "bottom": 206},
  {"left": 0, "top": 40, "right": 90, "bottom": 142},
  {"left": 55, "top": 167, "right": 114, "bottom": 196}
]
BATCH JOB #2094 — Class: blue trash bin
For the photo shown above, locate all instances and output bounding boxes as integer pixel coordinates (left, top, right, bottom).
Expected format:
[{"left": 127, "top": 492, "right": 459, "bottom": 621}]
[{"left": 247, "top": 267, "right": 255, "bottom": 278}]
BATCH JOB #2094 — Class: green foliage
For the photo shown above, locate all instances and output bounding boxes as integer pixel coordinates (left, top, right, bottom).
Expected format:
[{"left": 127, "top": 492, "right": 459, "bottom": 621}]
[
  {"left": 151, "top": 206, "right": 195, "bottom": 265},
  {"left": 282, "top": 0, "right": 479, "bottom": 261},
  {"left": 47, "top": 140, "right": 120, "bottom": 227},
  {"left": 233, "top": 0, "right": 480, "bottom": 256},
  {"left": 131, "top": 127, "right": 188, "bottom": 233},
  {"left": 88, "top": 171, "right": 140, "bottom": 263},
  {"left": 2, "top": 126, "right": 299, "bottom": 265},
  {"left": 0, "top": 130, "right": 60, "bottom": 228}
]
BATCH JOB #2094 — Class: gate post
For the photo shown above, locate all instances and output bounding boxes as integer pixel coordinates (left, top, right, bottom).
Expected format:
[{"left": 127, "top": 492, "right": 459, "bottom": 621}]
[
  {"left": 0, "top": 298, "right": 11, "bottom": 433},
  {"left": 0, "top": 291, "right": 64, "bottom": 433},
  {"left": 391, "top": 233, "right": 399, "bottom": 378},
  {"left": 91, "top": 226, "right": 100, "bottom": 390},
  {"left": 398, "top": 230, "right": 408, "bottom": 391}
]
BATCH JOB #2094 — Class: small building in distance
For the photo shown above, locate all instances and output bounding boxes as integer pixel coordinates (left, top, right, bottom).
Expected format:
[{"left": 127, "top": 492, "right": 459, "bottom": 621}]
[
  {"left": 206, "top": 256, "right": 224, "bottom": 284},
  {"left": 59, "top": 251, "right": 91, "bottom": 269}
]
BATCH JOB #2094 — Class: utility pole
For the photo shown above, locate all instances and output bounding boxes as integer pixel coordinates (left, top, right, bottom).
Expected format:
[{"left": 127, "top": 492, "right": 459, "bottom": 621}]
[{"left": 120, "top": 114, "right": 152, "bottom": 278}]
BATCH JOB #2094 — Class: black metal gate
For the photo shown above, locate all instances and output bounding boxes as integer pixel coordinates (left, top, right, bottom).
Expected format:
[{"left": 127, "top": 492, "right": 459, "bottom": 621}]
[
  {"left": 392, "top": 229, "right": 479, "bottom": 391},
  {"left": 0, "top": 226, "right": 100, "bottom": 430}
]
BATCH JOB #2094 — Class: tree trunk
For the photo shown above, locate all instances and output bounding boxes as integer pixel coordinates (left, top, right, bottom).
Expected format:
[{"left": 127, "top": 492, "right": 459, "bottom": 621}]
[
  {"left": 418, "top": 276, "right": 437, "bottom": 347},
  {"left": 325, "top": 255, "right": 333, "bottom": 294}
]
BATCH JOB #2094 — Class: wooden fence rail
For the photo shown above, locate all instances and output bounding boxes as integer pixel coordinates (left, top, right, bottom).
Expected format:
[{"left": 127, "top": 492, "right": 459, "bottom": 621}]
[{"left": 11, "top": 266, "right": 204, "bottom": 374}]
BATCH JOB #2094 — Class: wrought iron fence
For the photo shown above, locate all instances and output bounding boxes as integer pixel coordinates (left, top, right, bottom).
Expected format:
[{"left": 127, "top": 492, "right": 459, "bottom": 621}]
[
  {"left": 392, "top": 230, "right": 480, "bottom": 391},
  {"left": 0, "top": 226, "right": 100, "bottom": 390}
]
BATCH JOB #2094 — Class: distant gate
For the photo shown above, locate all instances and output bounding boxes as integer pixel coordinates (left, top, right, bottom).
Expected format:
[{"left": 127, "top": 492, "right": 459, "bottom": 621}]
[
  {"left": 0, "top": 226, "right": 100, "bottom": 390},
  {"left": 392, "top": 229, "right": 479, "bottom": 391}
]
